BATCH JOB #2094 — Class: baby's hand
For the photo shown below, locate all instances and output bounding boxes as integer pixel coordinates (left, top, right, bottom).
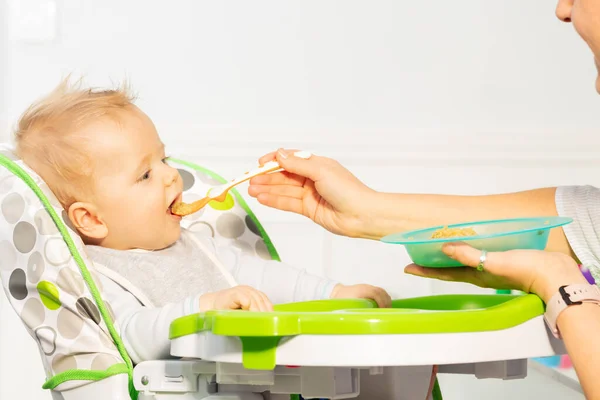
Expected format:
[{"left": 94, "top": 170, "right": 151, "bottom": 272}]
[
  {"left": 330, "top": 284, "right": 392, "bottom": 308},
  {"left": 200, "top": 285, "right": 274, "bottom": 312}
]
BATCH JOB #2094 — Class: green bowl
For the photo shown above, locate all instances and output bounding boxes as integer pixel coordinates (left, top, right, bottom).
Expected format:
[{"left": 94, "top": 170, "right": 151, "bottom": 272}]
[{"left": 381, "top": 216, "right": 572, "bottom": 267}]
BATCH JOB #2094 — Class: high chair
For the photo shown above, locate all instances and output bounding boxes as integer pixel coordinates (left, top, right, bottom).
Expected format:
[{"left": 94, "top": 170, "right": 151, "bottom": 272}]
[{"left": 0, "top": 144, "right": 568, "bottom": 400}]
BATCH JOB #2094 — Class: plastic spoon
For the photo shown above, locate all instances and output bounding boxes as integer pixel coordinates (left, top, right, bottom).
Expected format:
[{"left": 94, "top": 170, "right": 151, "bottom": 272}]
[{"left": 171, "top": 151, "right": 312, "bottom": 216}]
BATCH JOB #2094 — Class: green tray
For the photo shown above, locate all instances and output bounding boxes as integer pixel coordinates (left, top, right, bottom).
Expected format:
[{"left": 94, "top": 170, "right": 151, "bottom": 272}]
[{"left": 170, "top": 294, "right": 544, "bottom": 370}]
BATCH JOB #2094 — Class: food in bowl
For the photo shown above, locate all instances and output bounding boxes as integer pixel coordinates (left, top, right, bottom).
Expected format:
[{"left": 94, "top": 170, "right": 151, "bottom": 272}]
[{"left": 430, "top": 226, "right": 477, "bottom": 239}]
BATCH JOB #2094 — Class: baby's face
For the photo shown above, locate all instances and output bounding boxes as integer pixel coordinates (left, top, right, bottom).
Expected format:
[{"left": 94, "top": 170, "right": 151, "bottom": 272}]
[{"left": 77, "top": 106, "right": 183, "bottom": 250}]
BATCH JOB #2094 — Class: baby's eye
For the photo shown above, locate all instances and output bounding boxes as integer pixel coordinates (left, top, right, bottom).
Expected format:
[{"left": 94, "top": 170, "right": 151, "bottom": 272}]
[
  {"left": 140, "top": 170, "right": 151, "bottom": 181},
  {"left": 161, "top": 157, "right": 169, "bottom": 164}
]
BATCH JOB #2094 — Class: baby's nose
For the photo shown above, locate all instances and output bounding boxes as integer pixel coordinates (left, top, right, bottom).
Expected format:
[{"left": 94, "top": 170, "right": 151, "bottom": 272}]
[{"left": 164, "top": 167, "right": 180, "bottom": 186}]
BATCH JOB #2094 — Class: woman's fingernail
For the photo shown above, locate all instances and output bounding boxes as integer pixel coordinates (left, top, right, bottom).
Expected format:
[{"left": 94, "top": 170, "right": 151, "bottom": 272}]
[
  {"left": 293, "top": 150, "right": 312, "bottom": 159},
  {"left": 443, "top": 244, "right": 455, "bottom": 256},
  {"left": 277, "top": 148, "right": 289, "bottom": 159}
]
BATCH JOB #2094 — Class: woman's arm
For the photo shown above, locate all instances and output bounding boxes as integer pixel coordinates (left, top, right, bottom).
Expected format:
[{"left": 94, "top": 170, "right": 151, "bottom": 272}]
[
  {"left": 366, "top": 187, "right": 573, "bottom": 256},
  {"left": 249, "top": 150, "right": 573, "bottom": 255},
  {"left": 558, "top": 303, "right": 600, "bottom": 400},
  {"left": 405, "top": 242, "right": 598, "bottom": 397}
]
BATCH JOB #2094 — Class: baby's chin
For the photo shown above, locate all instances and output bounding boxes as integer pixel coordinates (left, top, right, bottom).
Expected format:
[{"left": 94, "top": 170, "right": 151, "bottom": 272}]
[
  {"left": 163, "top": 226, "right": 182, "bottom": 248},
  {"left": 146, "top": 226, "right": 181, "bottom": 251}
]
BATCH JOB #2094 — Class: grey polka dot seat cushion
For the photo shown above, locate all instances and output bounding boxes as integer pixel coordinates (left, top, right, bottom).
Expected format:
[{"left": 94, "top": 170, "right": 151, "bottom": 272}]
[{"left": 0, "top": 145, "right": 280, "bottom": 398}]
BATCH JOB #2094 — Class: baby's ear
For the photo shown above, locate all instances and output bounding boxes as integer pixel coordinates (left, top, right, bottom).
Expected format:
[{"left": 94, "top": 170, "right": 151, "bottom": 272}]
[{"left": 68, "top": 202, "right": 108, "bottom": 241}]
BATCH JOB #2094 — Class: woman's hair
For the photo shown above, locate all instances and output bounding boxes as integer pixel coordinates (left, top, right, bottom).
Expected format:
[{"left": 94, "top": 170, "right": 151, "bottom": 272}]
[{"left": 14, "top": 77, "right": 136, "bottom": 207}]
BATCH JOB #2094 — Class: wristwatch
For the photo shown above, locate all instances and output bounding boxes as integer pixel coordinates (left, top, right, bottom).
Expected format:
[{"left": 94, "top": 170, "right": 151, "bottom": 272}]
[{"left": 544, "top": 283, "right": 600, "bottom": 339}]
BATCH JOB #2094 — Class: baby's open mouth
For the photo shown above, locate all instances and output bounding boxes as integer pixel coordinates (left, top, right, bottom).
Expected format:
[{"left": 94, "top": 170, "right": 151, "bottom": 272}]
[{"left": 168, "top": 194, "right": 183, "bottom": 215}]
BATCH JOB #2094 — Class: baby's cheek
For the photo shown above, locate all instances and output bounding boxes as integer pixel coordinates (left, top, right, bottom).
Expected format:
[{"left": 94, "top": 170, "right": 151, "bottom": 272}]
[{"left": 114, "top": 204, "right": 150, "bottom": 231}]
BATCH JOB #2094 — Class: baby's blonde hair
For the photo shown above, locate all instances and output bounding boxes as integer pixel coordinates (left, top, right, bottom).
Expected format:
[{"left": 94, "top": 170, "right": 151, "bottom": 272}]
[{"left": 14, "top": 77, "right": 136, "bottom": 207}]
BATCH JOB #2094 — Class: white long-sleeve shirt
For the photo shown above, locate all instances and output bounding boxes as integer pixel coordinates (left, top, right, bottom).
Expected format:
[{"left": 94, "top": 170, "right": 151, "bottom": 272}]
[
  {"left": 556, "top": 185, "right": 600, "bottom": 283},
  {"left": 84, "top": 229, "right": 338, "bottom": 364}
]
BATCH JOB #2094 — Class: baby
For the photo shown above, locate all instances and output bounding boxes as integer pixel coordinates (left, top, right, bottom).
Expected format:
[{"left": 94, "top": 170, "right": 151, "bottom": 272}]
[{"left": 14, "top": 79, "right": 392, "bottom": 362}]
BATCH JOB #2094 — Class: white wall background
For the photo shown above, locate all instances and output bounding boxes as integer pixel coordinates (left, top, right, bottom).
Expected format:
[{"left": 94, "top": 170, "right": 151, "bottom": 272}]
[{"left": 0, "top": 1, "right": 595, "bottom": 399}]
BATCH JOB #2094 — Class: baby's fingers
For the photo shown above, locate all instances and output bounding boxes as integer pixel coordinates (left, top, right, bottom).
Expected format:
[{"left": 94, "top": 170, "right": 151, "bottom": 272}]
[
  {"left": 235, "top": 286, "right": 272, "bottom": 312},
  {"left": 257, "top": 291, "right": 274, "bottom": 312},
  {"left": 373, "top": 289, "right": 392, "bottom": 308},
  {"left": 235, "top": 292, "right": 253, "bottom": 310},
  {"left": 248, "top": 290, "right": 271, "bottom": 312}
]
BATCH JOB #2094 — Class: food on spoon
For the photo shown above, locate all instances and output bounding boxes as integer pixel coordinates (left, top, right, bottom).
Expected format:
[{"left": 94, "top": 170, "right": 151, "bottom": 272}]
[{"left": 170, "top": 199, "right": 208, "bottom": 216}]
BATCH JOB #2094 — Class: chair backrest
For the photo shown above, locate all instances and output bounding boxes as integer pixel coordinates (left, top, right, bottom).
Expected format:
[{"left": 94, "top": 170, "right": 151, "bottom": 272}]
[{"left": 0, "top": 144, "right": 280, "bottom": 399}]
